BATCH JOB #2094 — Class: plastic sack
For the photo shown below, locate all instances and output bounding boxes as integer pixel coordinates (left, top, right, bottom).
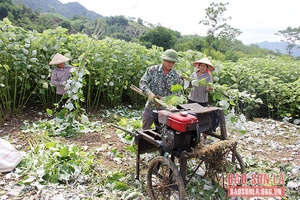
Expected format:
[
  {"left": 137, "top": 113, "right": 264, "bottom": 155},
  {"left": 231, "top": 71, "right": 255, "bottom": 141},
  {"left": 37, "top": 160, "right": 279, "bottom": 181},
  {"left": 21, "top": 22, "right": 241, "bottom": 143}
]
[{"left": 0, "top": 138, "right": 22, "bottom": 172}]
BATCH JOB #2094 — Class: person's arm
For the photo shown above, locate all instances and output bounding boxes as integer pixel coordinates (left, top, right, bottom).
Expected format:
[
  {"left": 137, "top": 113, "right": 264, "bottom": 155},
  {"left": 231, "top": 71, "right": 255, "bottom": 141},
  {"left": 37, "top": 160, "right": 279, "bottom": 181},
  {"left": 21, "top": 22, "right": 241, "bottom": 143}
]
[
  {"left": 189, "top": 72, "right": 199, "bottom": 87},
  {"left": 206, "top": 75, "right": 213, "bottom": 92},
  {"left": 139, "top": 66, "right": 157, "bottom": 102},
  {"left": 139, "top": 67, "right": 153, "bottom": 95},
  {"left": 50, "top": 70, "right": 66, "bottom": 86}
]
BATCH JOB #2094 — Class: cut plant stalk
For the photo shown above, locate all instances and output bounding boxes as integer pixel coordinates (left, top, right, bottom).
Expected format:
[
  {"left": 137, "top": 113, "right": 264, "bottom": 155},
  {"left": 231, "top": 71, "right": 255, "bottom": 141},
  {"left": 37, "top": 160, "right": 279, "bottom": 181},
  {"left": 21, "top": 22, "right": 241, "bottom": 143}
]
[{"left": 130, "top": 84, "right": 176, "bottom": 109}]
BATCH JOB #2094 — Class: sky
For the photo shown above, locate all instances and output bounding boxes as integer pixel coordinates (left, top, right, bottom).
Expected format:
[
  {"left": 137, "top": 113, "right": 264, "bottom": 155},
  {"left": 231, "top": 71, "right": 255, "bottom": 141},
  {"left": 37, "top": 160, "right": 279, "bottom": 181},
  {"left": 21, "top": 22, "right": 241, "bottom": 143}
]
[{"left": 59, "top": 0, "right": 299, "bottom": 45}]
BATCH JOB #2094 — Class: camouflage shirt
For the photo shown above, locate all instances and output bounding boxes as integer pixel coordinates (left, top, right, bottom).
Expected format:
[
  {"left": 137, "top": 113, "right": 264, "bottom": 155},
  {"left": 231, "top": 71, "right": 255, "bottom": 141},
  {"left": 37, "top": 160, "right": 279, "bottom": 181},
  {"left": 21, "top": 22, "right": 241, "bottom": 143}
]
[{"left": 139, "top": 64, "right": 182, "bottom": 110}]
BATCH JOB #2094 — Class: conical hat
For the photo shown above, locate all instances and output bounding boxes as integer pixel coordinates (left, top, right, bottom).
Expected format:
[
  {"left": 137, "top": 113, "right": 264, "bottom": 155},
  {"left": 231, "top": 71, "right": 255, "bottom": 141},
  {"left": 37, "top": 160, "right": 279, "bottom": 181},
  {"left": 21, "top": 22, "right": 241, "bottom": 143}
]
[
  {"left": 194, "top": 57, "right": 215, "bottom": 71},
  {"left": 49, "top": 53, "right": 70, "bottom": 65}
]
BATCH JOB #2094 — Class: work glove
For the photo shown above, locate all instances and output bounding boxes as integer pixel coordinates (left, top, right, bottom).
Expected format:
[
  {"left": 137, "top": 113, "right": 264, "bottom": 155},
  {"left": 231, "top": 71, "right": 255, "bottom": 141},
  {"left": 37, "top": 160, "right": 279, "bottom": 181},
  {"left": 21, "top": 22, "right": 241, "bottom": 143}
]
[{"left": 147, "top": 90, "right": 156, "bottom": 102}]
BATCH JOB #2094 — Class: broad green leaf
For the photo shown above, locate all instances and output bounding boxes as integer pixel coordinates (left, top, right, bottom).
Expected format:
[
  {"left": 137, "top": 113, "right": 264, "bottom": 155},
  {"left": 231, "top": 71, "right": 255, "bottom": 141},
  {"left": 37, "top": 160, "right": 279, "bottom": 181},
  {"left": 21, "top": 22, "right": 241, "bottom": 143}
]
[
  {"left": 171, "top": 84, "right": 182, "bottom": 92},
  {"left": 119, "top": 118, "right": 127, "bottom": 126},
  {"left": 168, "top": 95, "right": 185, "bottom": 105},
  {"left": 113, "top": 181, "right": 128, "bottom": 191},
  {"left": 46, "top": 108, "right": 53, "bottom": 115},
  {"left": 45, "top": 142, "right": 57, "bottom": 148},
  {"left": 219, "top": 100, "right": 229, "bottom": 110},
  {"left": 60, "top": 147, "right": 69, "bottom": 158}
]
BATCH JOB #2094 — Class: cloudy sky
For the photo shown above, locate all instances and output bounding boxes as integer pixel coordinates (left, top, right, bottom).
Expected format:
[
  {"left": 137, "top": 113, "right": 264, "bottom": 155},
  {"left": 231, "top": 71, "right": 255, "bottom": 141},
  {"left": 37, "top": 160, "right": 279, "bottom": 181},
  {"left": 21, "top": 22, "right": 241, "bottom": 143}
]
[{"left": 59, "top": 0, "right": 299, "bottom": 44}]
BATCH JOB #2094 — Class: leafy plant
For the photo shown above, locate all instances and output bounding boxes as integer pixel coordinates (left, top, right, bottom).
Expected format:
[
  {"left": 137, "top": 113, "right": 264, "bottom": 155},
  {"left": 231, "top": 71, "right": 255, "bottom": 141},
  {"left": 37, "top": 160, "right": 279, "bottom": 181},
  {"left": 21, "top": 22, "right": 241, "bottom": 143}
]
[
  {"left": 17, "top": 139, "right": 98, "bottom": 184},
  {"left": 0, "top": 18, "right": 299, "bottom": 126}
]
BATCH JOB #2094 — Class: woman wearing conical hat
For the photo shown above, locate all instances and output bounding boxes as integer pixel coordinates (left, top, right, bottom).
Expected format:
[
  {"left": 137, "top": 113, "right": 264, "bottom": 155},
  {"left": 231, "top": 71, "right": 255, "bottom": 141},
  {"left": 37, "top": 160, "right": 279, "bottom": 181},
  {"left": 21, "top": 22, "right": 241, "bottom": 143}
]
[
  {"left": 188, "top": 57, "right": 215, "bottom": 107},
  {"left": 49, "top": 53, "right": 73, "bottom": 110}
]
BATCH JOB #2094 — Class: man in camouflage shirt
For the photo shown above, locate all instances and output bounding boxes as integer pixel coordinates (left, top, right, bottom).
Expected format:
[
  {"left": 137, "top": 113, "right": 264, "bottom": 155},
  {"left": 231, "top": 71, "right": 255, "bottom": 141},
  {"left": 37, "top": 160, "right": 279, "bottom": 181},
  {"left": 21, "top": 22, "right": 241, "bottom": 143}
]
[{"left": 139, "top": 49, "right": 182, "bottom": 130}]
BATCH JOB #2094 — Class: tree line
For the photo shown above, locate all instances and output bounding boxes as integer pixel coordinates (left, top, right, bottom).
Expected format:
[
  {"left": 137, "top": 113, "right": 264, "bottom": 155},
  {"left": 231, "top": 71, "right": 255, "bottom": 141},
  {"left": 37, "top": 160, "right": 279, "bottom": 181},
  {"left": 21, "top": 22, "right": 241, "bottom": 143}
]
[{"left": 2, "top": 0, "right": 299, "bottom": 61}]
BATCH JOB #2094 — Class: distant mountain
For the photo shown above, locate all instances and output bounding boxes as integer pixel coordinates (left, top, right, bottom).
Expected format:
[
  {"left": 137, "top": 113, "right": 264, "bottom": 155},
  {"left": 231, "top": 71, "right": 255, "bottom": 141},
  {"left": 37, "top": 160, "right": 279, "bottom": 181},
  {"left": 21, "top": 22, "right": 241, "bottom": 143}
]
[
  {"left": 252, "top": 41, "right": 300, "bottom": 57},
  {"left": 13, "top": 0, "right": 103, "bottom": 20},
  {"left": 11, "top": 0, "right": 147, "bottom": 40}
]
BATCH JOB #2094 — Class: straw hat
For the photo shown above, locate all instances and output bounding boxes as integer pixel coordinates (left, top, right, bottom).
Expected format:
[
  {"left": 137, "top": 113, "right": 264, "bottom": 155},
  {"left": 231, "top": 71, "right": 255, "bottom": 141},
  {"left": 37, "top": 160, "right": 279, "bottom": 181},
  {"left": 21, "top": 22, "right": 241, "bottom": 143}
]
[
  {"left": 194, "top": 57, "right": 215, "bottom": 71},
  {"left": 49, "top": 53, "right": 70, "bottom": 65}
]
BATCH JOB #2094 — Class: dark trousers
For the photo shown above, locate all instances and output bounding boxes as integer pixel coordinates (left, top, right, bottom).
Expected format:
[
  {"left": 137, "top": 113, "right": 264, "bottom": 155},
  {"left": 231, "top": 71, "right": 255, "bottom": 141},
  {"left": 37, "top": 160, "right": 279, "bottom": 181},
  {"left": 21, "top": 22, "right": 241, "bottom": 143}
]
[{"left": 142, "top": 107, "right": 153, "bottom": 130}]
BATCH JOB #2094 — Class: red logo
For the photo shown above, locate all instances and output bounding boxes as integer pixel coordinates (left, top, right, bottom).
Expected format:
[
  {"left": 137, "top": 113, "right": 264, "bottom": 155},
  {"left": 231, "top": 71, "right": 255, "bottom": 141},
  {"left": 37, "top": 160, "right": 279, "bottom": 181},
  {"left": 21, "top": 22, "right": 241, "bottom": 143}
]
[{"left": 227, "top": 173, "right": 285, "bottom": 197}]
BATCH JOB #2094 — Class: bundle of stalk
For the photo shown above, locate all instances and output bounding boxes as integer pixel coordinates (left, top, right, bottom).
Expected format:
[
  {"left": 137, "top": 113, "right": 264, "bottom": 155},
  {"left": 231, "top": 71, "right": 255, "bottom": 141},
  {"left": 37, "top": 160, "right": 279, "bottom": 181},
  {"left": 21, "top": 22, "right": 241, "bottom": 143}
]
[
  {"left": 130, "top": 85, "right": 146, "bottom": 97},
  {"left": 130, "top": 85, "right": 176, "bottom": 109}
]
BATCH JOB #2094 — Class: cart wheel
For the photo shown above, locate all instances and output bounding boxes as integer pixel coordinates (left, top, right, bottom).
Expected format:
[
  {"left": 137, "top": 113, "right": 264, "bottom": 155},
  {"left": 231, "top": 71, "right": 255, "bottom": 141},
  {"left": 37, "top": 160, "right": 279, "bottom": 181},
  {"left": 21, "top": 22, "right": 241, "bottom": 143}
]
[
  {"left": 147, "top": 156, "right": 185, "bottom": 200},
  {"left": 207, "top": 149, "right": 245, "bottom": 190}
]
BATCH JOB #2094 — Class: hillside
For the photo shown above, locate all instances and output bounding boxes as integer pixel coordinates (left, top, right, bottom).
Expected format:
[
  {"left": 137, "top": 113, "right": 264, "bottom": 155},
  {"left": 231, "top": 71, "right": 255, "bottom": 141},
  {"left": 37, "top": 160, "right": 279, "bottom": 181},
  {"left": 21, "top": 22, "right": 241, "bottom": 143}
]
[
  {"left": 12, "top": 0, "right": 147, "bottom": 40},
  {"left": 13, "top": 0, "right": 103, "bottom": 20}
]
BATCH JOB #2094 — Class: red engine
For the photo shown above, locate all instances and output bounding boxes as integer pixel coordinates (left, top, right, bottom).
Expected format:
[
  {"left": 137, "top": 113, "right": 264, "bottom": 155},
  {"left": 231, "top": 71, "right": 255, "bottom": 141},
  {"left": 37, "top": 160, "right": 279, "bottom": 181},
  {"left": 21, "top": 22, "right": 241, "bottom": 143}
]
[
  {"left": 153, "top": 110, "right": 199, "bottom": 152},
  {"left": 158, "top": 110, "right": 198, "bottom": 132},
  {"left": 153, "top": 103, "right": 222, "bottom": 152}
]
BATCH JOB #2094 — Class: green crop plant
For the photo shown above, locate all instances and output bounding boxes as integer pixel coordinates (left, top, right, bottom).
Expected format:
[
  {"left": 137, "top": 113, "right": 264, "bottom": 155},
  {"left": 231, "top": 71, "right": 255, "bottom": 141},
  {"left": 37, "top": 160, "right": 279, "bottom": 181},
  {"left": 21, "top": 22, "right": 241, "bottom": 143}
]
[{"left": 0, "top": 18, "right": 299, "bottom": 126}]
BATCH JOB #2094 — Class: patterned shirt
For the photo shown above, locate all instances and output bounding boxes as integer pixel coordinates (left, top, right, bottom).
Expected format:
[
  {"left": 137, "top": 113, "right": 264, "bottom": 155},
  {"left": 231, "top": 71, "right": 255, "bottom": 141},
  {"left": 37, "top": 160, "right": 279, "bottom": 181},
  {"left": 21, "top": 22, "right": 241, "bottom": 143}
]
[
  {"left": 188, "top": 71, "right": 212, "bottom": 103},
  {"left": 139, "top": 64, "right": 182, "bottom": 110},
  {"left": 50, "top": 65, "right": 73, "bottom": 95}
]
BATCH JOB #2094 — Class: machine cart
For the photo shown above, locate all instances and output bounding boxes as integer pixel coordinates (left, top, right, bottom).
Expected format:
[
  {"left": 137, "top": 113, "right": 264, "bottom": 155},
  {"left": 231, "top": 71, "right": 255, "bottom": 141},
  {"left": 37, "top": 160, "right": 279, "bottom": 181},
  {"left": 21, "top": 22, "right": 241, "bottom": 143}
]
[{"left": 112, "top": 103, "right": 245, "bottom": 200}]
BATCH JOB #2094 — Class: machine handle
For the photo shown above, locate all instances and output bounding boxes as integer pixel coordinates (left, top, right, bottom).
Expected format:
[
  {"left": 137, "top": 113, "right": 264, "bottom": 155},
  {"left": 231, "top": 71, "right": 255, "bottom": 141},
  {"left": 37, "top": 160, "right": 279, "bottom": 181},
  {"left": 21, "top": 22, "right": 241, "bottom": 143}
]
[{"left": 109, "top": 123, "right": 137, "bottom": 137}]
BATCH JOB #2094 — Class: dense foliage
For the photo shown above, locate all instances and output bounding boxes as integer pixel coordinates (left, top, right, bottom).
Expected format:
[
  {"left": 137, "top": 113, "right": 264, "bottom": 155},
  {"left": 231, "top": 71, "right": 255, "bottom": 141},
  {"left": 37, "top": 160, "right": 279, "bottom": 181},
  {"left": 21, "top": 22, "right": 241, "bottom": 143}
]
[
  {"left": 0, "top": 18, "right": 299, "bottom": 126},
  {"left": 214, "top": 57, "right": 300, "bottom": 120},
  {"left": 139, "top": 26, "right": 180, "bottom": 50}
]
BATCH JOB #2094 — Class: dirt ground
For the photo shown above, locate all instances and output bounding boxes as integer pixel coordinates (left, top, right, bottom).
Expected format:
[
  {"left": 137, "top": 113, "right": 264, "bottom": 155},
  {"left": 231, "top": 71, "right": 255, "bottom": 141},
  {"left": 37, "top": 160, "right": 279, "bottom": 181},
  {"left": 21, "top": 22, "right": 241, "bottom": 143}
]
[
  {"left": 2, "top": 107, "right": 299, "bottom": 170},
  {"left": 0, "top": 108, "right": 135, "bottom": 174},
  {"left": 1, "top": 108, "right": 300, "bottom": 199}
]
